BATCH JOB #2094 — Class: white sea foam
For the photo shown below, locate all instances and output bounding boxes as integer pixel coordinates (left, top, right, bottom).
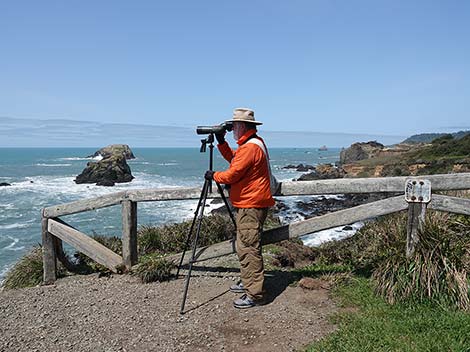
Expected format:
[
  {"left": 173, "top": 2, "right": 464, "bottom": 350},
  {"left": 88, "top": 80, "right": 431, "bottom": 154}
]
[
  {"left": 35, "top": 163, "right": 72, "bottom": 167},
  {"left": 1, "top": 172, "right": 199, "bottom": 201},
  {"left": 301, "top": 221, "right": 364, "bottom": 247},
  {"left": 0, "top": 223, "right": 30, "bottom": 230},
  {"left": 4, "top": 237, "right": 25, "bottom": 251},
  {"left": 0, "top": 264, "right": 13, "bottom": 285},
  {"left": 58, "top": 157, "right": 92, "bottom": 161},
  {"left": 156, "top": 162, "right": 178, "bottom": 166}
]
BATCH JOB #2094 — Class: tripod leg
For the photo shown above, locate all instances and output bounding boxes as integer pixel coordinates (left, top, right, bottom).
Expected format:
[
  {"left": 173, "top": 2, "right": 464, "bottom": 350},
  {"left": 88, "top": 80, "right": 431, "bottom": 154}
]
[
  {"left": 215, "top": 182, "right": 237, "bottom": 228},
  {"left": 176, "top": 180, "right": 209, "bottom": 278},
  {"left": 215, "top": 182, "right": 237, "bottom": 253},
  {"left": 180, "top": 178, "right": 211, "bottom": 314}
]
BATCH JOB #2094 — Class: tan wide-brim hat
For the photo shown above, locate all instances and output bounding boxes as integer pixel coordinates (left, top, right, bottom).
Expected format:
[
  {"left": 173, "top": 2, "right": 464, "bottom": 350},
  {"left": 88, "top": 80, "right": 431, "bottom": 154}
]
[{"left": 226, "top": 107, "right": 263, "bottom": 125}]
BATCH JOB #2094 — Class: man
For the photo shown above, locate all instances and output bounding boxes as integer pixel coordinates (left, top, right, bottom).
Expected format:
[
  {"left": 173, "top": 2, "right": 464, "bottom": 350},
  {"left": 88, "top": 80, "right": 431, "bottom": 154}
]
[{"left": 204, "top": 108, "right": 275, "bottom": 309}]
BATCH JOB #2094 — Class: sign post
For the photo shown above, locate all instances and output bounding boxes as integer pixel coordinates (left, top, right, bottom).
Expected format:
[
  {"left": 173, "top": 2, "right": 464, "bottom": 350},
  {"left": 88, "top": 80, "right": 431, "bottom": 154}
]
[{"left": 405, "top": 179, "right": 431, "bottom": 258}]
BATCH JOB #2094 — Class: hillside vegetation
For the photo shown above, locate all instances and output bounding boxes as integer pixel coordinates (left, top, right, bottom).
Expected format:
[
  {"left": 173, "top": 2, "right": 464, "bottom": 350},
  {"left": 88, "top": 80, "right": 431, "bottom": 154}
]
[
  {"left": 347, "top": 134, "right": 470, "bottom": 177},
  {"left": 402, "top": 130, "right": 470, "bottom": 144}
]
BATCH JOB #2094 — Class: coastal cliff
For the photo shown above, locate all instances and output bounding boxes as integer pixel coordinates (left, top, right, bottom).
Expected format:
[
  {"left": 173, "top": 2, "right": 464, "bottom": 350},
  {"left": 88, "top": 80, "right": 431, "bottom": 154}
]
[{"left": 295, "top": 134, "right": 470, "bottom": 181}]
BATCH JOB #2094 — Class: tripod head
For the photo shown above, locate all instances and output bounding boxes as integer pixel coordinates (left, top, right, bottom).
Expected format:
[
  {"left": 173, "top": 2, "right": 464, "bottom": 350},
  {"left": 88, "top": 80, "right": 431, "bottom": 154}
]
[
  {"left": 199, "top": 133, "right": 215, "bottom": 153},
  {"left": 199, "top": 133, "right": 215, "bottom": 193}
]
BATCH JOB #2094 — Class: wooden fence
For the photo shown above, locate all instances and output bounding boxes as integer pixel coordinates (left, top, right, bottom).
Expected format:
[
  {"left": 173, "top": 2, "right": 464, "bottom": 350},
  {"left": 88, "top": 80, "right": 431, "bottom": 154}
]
[{"left": 41, "top": 173, "right": 470, "bottom": 284}]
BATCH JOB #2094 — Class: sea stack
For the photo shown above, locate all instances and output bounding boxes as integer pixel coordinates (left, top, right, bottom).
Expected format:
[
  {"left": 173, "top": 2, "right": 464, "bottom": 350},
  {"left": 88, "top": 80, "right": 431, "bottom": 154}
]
[{"left": 75, "top": 145, "right": 135, "bottom": 186}]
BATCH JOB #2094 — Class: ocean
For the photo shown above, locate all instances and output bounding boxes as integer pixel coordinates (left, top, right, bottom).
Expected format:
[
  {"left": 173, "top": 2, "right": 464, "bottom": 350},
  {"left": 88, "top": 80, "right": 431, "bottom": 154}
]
[{"left": 0, "top": 146, "right": 352, "bottom": 282}]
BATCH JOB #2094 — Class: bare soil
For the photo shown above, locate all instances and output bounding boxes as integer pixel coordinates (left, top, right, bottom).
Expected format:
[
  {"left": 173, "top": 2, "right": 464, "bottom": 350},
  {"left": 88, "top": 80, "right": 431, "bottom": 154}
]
[{"left": 0, "top": 255, "right": 338, "bottom": 352}]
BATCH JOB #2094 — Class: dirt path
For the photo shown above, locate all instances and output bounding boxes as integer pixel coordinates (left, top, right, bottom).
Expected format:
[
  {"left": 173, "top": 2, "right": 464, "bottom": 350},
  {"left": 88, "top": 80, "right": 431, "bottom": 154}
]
[{"left": 0, "top": 258, "right": 338, "bottom": 352}]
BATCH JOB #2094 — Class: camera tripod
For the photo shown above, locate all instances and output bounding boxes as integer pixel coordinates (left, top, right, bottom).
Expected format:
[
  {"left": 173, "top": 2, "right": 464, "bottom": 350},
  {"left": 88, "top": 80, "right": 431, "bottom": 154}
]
[{"left": 177, "top": 133, "right": 236, "bottom": 314}]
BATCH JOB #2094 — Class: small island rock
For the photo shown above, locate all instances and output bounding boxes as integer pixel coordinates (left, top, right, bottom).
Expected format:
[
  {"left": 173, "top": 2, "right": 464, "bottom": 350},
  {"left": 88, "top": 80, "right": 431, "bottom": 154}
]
[
  {"left": 75, "top": 155, "right": 134, "bottom": 185},
  {"left": 88, "top": 144, "right": 135, "bottom": 160}
]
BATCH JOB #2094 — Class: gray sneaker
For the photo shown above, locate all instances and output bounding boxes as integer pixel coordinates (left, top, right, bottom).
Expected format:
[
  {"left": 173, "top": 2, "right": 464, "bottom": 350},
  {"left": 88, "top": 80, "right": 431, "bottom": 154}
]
[
  {"left": 229, "top": 281, "right": 245, "bottom": 293},
  {"left": 233, "top": 294, "right": 262, "bottom": 309}
]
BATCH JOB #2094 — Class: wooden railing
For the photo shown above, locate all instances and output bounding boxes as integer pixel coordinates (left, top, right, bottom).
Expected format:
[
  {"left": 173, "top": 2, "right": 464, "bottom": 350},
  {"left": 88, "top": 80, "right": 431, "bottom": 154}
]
[{"left": 41, "top": 173, "right": 470, "bottom": 284}]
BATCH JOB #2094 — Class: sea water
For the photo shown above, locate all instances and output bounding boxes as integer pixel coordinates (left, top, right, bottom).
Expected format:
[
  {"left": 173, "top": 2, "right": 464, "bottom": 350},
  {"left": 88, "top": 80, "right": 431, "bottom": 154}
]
[{"left": 0, "top": 147, "right": 350, "bottom": 281}]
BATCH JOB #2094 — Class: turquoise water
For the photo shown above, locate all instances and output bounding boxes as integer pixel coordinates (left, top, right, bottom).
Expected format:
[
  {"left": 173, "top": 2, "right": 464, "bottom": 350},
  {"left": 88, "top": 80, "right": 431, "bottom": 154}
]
[{"left": 0, "top": 147, "right": 340, "bottom": 280}]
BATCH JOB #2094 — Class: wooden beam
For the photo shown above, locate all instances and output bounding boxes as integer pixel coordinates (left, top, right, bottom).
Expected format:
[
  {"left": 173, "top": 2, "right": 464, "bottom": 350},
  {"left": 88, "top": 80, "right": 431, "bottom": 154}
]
[
  {"left": 264, "top": 195, "right": 408, "bottom": 244},
  {"left": 430, "top": 194, "right": 470, "bottom": 215},
  {"left": 43, "top": 191, "right": 126, "bottom": 218},
  {"left": 50, "top": 218, "right": 89, "bottom": 273},
  {"left": 42, "top": 173, "right": 470, "bottom": 217},
  {"left": 125, "top": 187, "right": 229, "bottom": 203},
  {"left": 122, "top": 200, "right": 138, "bottom": 269},
  {"left": 48, "top": 219, "right": 123, "bottom": 273},
  {"left": 168, "top": 195, "right": 408, "bottom": 266},
  {"left": 41, "top": 215, "right": 56, "bottom": 285},
  {"left": 279, "top": 173, "right": 470, "bottom": 196},
  {"left": 53, "top": 236, "right": 77, "bottom": 272}
]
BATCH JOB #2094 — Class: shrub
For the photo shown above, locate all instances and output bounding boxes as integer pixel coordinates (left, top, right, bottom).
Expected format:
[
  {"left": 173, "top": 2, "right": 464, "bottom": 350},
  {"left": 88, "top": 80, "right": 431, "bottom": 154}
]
[
  {"left": 134, "top": 254, "right": 175, "bottom": 283},
  {"left": 316, "top": 212, "right": 408, "bottom": 275}
]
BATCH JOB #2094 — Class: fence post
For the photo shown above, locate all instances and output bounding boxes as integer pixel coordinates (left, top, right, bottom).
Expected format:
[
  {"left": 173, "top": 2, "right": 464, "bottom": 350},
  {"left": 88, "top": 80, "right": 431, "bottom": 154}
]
[
  {"left": 122, "top": 200, "right": 138, "bottom": 269},
  {"left": 41, "top": 212, "right": 57, "bottom": 284},
  {"left": 405, "top": 179, "right": 431, "bottom": 258}
]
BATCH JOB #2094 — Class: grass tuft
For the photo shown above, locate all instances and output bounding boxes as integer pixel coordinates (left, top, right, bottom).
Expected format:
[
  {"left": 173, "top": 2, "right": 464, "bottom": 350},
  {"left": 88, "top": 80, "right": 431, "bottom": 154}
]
[
  {"left": 2, "top": 246, "right": 66, "bottom": 290},
  {"left": 317, "top": 210, "right": 470, "bottom": 311},
  {"left": 316, "top": 211, "right": 408, "bottom": 276},
  {"left": 373, "top": 212, "right": 470, "bottom": 310},
  {"left": 134, "top": 254, "right": 175, "bottom": 283},
  {"left": 137, "top": 213, "right": 236, "bottom": 256}
]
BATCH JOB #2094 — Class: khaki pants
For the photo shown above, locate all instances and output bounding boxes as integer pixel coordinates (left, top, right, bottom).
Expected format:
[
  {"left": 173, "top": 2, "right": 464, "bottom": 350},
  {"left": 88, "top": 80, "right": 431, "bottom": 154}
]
[{"left": 236, "top": 207, "right": 268, "bottom": 300}]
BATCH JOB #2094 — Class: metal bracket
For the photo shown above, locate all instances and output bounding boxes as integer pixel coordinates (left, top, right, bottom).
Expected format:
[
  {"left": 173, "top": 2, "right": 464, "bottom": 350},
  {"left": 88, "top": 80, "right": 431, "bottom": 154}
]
[{"left": 405, "top": 179, "right": 431, "bottom": 203}]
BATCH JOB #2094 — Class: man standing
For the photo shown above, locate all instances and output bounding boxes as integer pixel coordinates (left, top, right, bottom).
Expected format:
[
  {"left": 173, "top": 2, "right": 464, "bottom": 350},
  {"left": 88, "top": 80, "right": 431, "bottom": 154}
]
[{"left": 205, "top": 108, "right": 275, "bottom": 309}]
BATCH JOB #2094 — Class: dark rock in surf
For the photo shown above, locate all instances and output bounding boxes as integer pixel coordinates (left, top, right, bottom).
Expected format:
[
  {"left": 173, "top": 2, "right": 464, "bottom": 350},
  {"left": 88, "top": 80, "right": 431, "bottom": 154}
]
[
  {"left": 75, "top": 155, "right": 134, "bottom": 186},
  {"left": 297, "top": 164, "right": 346, "bottom": 181}
]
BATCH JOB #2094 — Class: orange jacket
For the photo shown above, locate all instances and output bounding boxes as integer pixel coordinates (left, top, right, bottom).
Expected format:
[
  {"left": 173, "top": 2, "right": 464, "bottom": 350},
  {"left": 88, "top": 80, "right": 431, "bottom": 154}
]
[{"left": 213, "top": 130, "right": 275, "bottom": 209}]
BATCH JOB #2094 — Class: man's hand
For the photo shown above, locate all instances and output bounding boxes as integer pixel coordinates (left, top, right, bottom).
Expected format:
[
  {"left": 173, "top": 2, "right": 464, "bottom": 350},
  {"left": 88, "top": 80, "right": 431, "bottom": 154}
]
[
  {"left": 215, "top": 131, "right": 226, "bottom": 144},
  {"left": 204, "top": 170, "right": 215, "bottom": 180}
]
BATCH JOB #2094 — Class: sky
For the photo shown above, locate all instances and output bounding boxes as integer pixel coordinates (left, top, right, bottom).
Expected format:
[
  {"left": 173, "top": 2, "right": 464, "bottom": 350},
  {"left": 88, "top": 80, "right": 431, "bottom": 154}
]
[{"left": 1, "top": 0, "right": 469, "bottom": 141}]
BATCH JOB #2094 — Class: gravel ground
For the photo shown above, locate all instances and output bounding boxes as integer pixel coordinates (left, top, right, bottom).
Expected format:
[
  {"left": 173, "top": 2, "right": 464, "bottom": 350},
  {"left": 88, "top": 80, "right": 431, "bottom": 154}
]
[{"left": 0, "top": 256, "right": 338, "bottom": 352}]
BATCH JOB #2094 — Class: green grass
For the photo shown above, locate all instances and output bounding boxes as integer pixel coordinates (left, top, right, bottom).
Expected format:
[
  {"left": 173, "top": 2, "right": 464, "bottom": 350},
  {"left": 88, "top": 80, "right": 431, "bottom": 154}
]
[
  {"left": 294, "top": 263, "right": 353, "bottom": 277},
  {"left": 306, "top": 277, "right": 470, "bottom": 352}
]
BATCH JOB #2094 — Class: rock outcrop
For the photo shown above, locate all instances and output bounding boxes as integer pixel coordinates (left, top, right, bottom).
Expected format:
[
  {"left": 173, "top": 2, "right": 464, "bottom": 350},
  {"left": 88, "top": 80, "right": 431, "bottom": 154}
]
[
  {"left": 75, "top": 155, "right": 134, "bottom": 186},
  {"left": 0, "top": 182, "right": 11, "bottom": 187},
  {"left": 283, "top": 164, "right": 315, "bottom": 172},
  {"left": 339, "top": 141, "right": 384, "bottom": 165},
  {"left": 297, "top": 163, "right": 346, "bottom": 181},
  {"left": 88, "top": 144, "right": 135, "bottom": 160}
]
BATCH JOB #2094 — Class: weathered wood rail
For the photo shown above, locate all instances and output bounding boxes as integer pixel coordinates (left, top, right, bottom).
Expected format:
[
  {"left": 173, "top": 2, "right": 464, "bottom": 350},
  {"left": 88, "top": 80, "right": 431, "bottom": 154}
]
[{"left": 41, "top": 173, "right": 470, "bottom": 284}]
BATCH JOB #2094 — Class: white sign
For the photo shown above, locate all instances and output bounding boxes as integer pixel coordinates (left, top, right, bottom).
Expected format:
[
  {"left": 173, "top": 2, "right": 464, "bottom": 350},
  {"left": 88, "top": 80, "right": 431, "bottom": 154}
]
[{"left": 405, "top": 179, "right": 431, "bottom": 203}]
